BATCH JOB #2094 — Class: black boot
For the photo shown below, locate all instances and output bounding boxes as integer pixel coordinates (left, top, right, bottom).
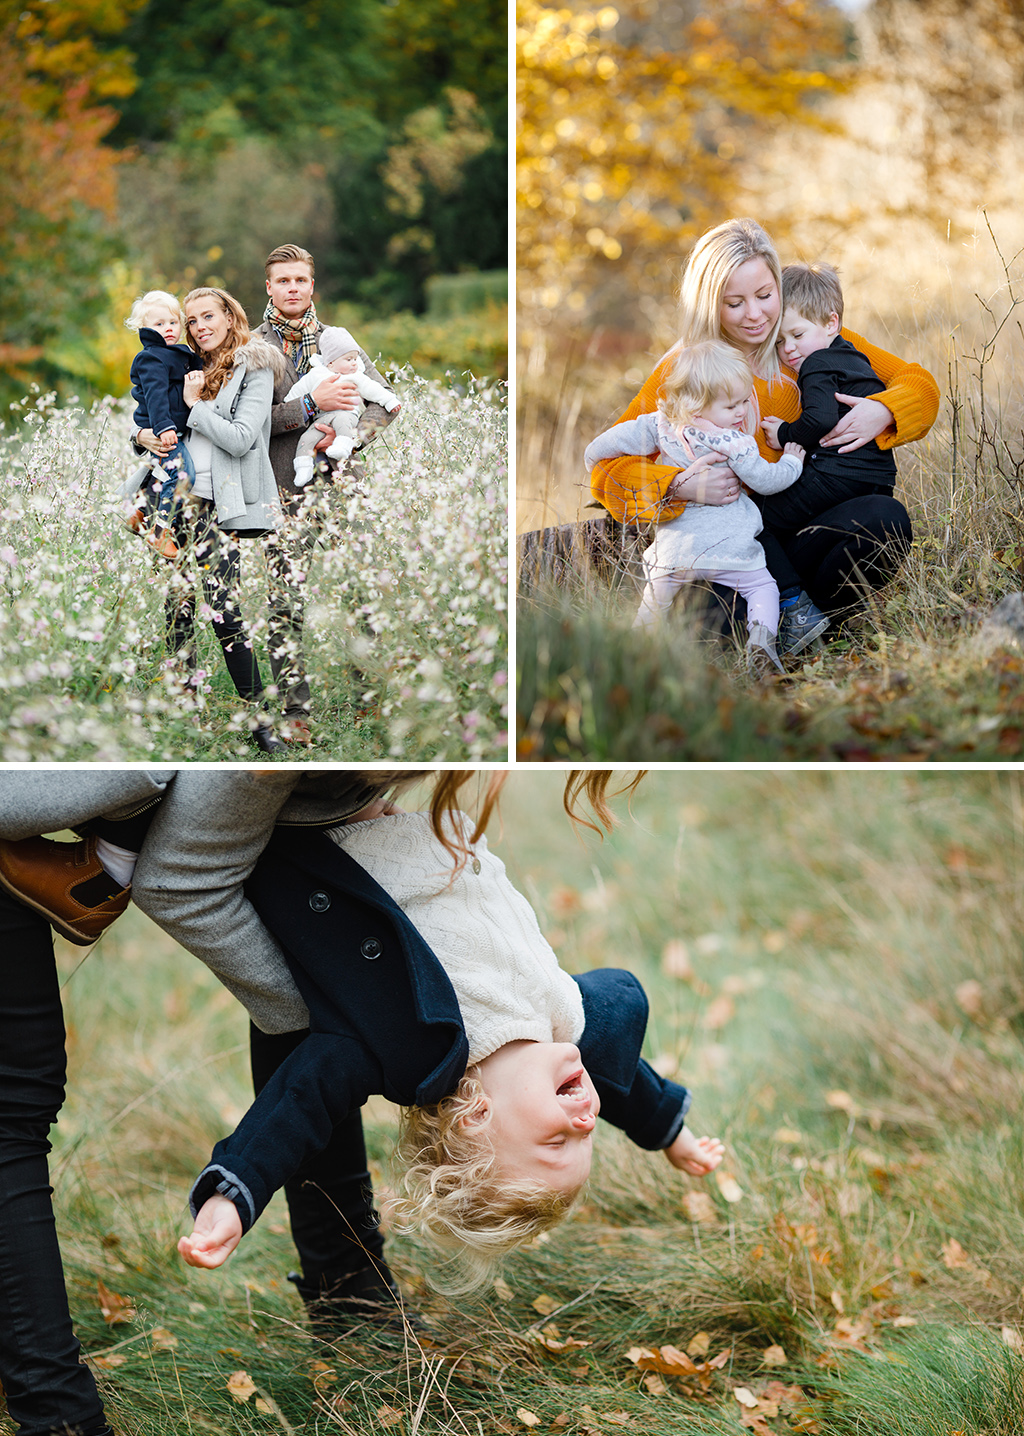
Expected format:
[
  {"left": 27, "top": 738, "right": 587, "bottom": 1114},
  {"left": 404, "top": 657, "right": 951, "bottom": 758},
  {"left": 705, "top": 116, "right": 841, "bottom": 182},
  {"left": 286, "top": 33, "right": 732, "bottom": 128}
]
[
  {"left": 288, "top": 1261, "right": 418, "bottom": 1336},
  {"left": 251, "top": 723, "right": 286, "bottom": 753}
]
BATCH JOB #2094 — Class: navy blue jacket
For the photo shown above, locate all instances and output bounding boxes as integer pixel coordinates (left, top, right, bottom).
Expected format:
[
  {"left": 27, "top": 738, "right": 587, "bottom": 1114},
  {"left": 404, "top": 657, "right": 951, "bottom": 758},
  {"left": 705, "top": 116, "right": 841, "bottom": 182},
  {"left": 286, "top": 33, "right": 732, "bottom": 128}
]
[
  {"left": 191, "top": 827, "right": 690, "bottom": 1231},
  {"left": 129, "top": 328, "right": 203, "bottom": 438},
  {"left": 777, "top": 335, "right": 897, "bottom": 486}
]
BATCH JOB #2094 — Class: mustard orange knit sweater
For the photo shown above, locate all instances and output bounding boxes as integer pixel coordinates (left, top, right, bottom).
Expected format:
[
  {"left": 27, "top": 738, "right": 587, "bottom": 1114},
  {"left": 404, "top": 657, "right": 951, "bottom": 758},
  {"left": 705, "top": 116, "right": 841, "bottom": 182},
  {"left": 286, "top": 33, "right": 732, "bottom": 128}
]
[{"left": 590, "top": 328, "right": 940, "bottom": 524}]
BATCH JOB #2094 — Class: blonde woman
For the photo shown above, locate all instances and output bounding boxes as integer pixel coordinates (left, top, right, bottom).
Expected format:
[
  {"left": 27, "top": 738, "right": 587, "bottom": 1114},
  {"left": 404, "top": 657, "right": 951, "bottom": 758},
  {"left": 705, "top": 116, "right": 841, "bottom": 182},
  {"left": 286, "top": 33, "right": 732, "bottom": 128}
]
[
  {"left": 590, "top": 218, "right": 940, "bottom": 655},
  {"left": 136, "top": 287, "right": 286, "bottom": 751}
]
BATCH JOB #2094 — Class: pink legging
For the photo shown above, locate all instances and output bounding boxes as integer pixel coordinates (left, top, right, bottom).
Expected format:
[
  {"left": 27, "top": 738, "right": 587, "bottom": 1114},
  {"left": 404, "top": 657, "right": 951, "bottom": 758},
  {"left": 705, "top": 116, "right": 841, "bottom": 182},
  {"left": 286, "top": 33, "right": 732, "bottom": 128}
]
[{"left": 634, "top": 563, "right": 780, "bottom": 632}]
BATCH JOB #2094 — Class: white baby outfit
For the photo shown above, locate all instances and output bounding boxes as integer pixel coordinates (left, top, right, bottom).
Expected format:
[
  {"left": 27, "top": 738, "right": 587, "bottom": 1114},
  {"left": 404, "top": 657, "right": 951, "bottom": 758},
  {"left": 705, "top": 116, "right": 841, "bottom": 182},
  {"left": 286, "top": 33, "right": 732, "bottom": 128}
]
[
  {"left": 328, "top": 812, "right": 585, "bottom": 1065},
  {"left": 283, "top": 325, "right": 400, "bottom": 486},
  {"left": 584, "top": 410, "right": 803, "bottom": 631}
]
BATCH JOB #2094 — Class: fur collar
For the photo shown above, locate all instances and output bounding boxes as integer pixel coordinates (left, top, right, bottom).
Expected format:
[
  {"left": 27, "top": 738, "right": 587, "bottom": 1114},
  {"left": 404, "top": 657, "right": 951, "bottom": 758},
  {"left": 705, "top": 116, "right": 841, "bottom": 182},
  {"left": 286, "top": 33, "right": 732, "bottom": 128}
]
[{"left": 234, "top": 335, "right": 288, "bottom": 380}]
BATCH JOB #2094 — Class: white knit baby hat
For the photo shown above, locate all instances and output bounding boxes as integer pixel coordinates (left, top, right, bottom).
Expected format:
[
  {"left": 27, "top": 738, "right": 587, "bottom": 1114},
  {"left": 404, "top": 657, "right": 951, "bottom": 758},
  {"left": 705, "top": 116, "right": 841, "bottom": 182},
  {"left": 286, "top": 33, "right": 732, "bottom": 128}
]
[{"left": 319, "top": 327, "right": 359, "bottom": 364}]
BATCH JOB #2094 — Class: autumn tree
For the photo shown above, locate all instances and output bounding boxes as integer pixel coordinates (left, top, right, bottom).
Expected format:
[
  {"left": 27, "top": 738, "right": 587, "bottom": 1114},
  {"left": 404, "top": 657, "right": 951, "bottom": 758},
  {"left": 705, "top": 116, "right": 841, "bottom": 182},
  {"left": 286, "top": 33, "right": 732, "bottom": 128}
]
[
  {"left": 516, "top": 0, "right": 847, "bottom": 326},
  {"left": 0, "top": 0, "right": 140, "bottom": 384}
]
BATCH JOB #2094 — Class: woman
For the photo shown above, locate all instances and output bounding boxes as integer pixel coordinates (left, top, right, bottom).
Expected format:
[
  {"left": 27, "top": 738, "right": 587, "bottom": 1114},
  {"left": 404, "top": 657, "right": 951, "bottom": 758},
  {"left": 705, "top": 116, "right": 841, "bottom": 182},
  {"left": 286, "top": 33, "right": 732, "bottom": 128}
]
[
  {"left": 137, "top": 287, "right": 286, "bottom": 753},
  {"left": 589, "top": 218, "right": 940, "bottom": 650}
]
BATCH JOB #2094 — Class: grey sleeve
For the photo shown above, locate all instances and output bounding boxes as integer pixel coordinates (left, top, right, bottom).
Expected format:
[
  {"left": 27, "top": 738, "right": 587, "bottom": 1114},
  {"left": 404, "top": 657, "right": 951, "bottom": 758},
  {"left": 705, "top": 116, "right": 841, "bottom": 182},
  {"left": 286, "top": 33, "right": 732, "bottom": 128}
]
[
  {"left": 729, "top": 449, "right": 802, "bottom": 496},
  {"left": 584, "top": 415, "right": 660, "bottom": 472},
  {"left": 0, "top": 771, "right": 175, "bottom": 840},
  {"left": 131, "top": 771, "right": 310, "bottom": 1034}
]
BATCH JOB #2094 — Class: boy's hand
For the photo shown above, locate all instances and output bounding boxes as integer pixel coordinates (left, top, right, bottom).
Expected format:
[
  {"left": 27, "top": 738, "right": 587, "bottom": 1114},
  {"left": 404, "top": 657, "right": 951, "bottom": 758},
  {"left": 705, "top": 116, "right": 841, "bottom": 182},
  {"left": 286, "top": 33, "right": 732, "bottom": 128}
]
[
  {"left": 183, "top": 371, "right": 205, "bottom": 407},
  {"left": 664, "top": 1127, "right": 726, "bottom": 1177},
  {"left": 782, "top": 442, "right": 805, "bottom": 464},
  {"left": 761, "top": 416, "right": 782, "bottom": 449},
  {"left": 178, "top": 1195, "right": 242, "bottom": 1269}
]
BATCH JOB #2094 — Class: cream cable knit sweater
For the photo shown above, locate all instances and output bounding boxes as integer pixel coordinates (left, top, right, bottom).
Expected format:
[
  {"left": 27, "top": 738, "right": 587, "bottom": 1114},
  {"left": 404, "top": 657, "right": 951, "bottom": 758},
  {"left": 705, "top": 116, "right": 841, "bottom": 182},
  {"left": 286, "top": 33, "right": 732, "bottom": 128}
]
[{"left": 328, "top": 812, "right": 585, "bottom": 1064}]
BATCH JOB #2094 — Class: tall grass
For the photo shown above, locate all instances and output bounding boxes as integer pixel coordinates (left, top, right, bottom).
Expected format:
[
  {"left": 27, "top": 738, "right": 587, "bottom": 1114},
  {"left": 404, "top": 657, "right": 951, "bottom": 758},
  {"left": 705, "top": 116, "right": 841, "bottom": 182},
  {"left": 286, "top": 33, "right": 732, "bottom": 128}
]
[
  {"left": 11, "top": 772, "right": 1024, "bottom": 1434},
  {"left": 0, "top": 372, "right": 507, "bottom": 759}
]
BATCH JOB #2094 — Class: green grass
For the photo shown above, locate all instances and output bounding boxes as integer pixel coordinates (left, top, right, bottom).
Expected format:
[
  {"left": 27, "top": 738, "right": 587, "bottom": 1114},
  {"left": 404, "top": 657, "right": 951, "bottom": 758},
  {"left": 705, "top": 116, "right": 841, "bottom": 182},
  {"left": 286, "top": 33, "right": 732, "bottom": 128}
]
[{"left": 8, "top": 772, "right": 1024, "bottom": 1434}]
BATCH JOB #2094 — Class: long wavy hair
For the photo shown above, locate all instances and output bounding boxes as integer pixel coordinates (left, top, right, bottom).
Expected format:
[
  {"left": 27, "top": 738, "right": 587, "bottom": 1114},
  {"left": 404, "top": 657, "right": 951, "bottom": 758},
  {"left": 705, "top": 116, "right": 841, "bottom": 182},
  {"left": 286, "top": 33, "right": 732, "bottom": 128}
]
[
  {"left": 183, "top": 287, "right": 251, "bottom": 399},
  {"left": 676, "top": 218, "right": 786, "bottom": 384}
]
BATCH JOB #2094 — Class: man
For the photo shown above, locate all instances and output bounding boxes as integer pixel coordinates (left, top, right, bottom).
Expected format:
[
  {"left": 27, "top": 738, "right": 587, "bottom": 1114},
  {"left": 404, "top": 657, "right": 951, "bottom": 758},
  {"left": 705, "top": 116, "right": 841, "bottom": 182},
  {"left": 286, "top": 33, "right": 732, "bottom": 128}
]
[{"left": 257, "top": 243, "right": 398, "bottom": 745}]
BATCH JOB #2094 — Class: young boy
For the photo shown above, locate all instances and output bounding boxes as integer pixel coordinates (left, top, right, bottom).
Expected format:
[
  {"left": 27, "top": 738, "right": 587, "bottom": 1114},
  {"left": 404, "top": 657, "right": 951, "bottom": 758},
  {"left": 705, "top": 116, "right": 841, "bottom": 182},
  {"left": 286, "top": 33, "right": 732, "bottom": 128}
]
[
  {"left": 282, "top": 325, "right": 401, "bottom": 486},
  {"left": 759, "top": 263, "right": 898, "bottom": 545}
]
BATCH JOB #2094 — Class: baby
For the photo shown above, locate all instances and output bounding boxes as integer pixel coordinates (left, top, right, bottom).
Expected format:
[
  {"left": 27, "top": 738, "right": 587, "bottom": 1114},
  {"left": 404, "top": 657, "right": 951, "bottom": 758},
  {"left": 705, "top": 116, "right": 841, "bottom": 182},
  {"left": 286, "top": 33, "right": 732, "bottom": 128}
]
[
  {"left": 178, "top": 804, "right": 724, "bottom": 1288},
  {"left": 584, "top": 340, "right": 806, "bottom": 675},
  {"left": 283, "top": 325, "right": 401, "bottom": 486},
  {"left": 123, "top": 290, "right": 202, "bottom": 560}
]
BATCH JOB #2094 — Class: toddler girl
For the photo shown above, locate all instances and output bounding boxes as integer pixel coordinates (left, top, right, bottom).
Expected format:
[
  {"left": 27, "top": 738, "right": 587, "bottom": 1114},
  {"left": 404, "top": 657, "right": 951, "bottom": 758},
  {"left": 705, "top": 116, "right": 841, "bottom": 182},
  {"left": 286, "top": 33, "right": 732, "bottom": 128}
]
[
  {"left": 124, "top": 290, "right": 203, "bottom": 560},
  {"left": 179, "top": 796, "right": 724, "bottom": 1291},
  {"left": 282, "top": 325, "right": 400, "bottom": 485},
  {"left": 584, "top": 340, "right": 806, "bottom": 674}
]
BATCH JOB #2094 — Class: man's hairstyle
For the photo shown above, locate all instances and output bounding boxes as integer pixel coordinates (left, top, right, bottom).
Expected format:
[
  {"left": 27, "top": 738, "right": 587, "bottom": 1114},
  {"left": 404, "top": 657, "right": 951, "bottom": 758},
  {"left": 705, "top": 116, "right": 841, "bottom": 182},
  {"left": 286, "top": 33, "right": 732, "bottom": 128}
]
[
  {"left": 781, "top": 262, "right": 844, "bottom": 327},
  {"left": 264, "top": 244, "right": 315, "bottom": 279},
  {"left": 660, "top": 339, "right": 754, "bottom": 429},
  {"left": 390, "top": 1073, "right": 583, "bottom": 1294}
]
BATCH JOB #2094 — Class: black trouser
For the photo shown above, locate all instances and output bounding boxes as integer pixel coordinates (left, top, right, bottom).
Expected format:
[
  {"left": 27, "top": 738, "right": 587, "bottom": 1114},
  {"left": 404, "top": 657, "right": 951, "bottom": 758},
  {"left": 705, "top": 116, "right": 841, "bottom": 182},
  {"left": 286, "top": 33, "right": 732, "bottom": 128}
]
[
  {"left": 0, "top": 892, "right": 111, "bottom": 1436},
  {"left": 249, "top": 1025, "right": 385, "bottom": 1293},
  {"left": 755, "top": 468, "right": 896, "bottom": 595},
  {"left": 163, "top": 500, "right": 265, "bottom": 701},
  {"left": 758, "top": 492, "right": 912, "bottom": 613}
]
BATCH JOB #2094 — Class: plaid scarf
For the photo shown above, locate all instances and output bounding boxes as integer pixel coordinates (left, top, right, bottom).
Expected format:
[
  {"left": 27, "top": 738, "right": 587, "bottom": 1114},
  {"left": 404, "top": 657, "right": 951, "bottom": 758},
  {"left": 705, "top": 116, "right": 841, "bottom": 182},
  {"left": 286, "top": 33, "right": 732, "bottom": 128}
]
[{"left": 263, "top": 300, "right": 321, "bottom": 375}]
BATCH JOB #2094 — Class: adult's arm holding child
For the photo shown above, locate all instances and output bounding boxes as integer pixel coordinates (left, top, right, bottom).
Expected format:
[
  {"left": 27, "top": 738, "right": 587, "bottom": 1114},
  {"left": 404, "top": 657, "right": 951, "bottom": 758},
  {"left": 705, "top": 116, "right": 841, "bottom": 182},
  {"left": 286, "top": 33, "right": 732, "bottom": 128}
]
[{"left": 820, "top": 327, "right": 940, "bottom": 453}]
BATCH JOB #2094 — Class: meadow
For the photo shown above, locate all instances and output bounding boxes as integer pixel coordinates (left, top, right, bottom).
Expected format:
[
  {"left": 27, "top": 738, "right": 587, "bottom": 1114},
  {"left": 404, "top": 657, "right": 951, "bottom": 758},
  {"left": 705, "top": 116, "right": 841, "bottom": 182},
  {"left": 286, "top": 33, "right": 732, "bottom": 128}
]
[
  {"left": 13, "top": 770, "right": 1024, "bottom": 1435},
  {"left": 0, "top": 370, "right": 507, "bottom": 760}
]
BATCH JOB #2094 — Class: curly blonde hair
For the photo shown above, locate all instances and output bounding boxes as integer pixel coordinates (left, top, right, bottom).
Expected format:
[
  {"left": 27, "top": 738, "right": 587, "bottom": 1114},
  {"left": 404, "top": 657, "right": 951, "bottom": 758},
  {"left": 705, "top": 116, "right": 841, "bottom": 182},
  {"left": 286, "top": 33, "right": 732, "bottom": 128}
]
[
  {"left": 659, "top": 340, "right": 754, "bottom": 430},
  {"left": 392, "top": 1072, "right": 582, "bottom": 1294}
]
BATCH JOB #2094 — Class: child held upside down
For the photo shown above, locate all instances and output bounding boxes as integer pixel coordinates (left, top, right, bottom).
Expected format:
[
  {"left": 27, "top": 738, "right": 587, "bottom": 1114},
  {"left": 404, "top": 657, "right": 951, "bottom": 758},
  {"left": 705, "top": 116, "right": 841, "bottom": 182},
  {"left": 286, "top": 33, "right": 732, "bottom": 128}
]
[
  {"left": 178, "top": 796, "right": 724, "bottom": 1290},
  {"left": 584, "top": 340, "right": 806, "bottom": 674}
]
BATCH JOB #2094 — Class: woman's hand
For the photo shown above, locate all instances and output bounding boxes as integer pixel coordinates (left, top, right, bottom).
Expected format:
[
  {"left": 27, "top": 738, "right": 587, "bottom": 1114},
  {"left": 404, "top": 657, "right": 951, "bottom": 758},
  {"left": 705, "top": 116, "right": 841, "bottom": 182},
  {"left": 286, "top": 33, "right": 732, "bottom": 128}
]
[
  {"left": 183, "top": 370, "right": 206, "bottom": 408},
  {"left": 177, "top": 1195, "right": 242, "bottom": 1269},
  {"left": 135, "top": 427, "right": 176, "bottom": 457},
  {"left": 665, "top": 454, "right": 740, "bottom": 506},
  {"left": 820, "top": 394, "right": 894, "bottom": 453}
]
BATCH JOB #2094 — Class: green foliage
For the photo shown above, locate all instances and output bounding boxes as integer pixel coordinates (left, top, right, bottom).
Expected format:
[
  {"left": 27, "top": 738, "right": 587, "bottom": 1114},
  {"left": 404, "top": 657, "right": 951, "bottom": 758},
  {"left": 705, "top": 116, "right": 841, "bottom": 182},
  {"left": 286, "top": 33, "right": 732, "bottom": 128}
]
[
  {"left": 426, "top": 269, "right": 508, "bottom": 318},
  {"left": 329, "top": 300, "right": 508, "bottom": 381},
  {"left": 374, "top": 0, "right": 507, "bottom": 128}
]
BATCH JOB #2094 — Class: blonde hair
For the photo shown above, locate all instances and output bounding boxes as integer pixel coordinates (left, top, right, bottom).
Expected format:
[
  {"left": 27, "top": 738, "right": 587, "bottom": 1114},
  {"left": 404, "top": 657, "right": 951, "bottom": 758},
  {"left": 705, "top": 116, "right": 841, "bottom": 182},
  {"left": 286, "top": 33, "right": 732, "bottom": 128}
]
[
  {"left": 392, "top": 1073, "right": 582, "bottom": 1293},
  {"left": 781, "top": 261, "right": 844, "bottom": 327},
  {"left": 677, "top": 217, "right": 784, "bottom": 381},
  {"left": 124, "top": 290, "right": 184, "bottom": 333},
  {"left": 659, "top": 340, "right": 754, "bottom": 428},
  {"left": 182, "top": 287, "right": 251, "bottom": 399}
]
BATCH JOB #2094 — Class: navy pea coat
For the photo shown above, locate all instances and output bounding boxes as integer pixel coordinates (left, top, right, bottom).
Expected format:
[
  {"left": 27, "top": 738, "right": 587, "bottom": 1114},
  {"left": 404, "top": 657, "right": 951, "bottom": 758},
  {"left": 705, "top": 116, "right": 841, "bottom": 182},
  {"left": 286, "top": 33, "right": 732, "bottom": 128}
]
[
  {"left": 129, "top": 328, "right": 203, "bottom": 438},
  {"left": 191, "top": 827, "right": 690, "bottom": 1231}
]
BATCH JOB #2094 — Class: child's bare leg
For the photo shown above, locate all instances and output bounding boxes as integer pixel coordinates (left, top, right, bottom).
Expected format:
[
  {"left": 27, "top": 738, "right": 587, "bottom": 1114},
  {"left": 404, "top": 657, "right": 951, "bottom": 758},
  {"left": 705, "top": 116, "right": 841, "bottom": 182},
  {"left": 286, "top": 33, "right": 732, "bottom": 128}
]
[
  {"left": 178, "top": 1194, "right": 243, "bottom": 1268},
  {"left": 664, "top": 1126, "right": 726, "bottom": 1177}
]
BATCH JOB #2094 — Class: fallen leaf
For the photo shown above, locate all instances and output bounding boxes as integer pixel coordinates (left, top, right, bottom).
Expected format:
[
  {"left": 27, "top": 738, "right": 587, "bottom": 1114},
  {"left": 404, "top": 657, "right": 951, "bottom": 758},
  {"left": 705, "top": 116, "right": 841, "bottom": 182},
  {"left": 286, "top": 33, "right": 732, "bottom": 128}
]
[
  {"left": 493, "top": 1277, "right": 514, "bottom": 1302},
  {"left": 516, "top": 1410, "right": 541, "bottom": 1429},
  {"left": 551, "top": 1417, "right": 571, "bottom": 1429},
  {"left": 642, "top": 1374, "right": 668, "bottom": 1395},
  {"left": 1002, "top": 1326, "right": 1024, "bottom": 1351},
  {"left": 682, "top": 1190, "right": 718, "bottom": 1224},
  {"left": 534, "top": 1333, "right": 591, "bottom": 1353},
  {"left": 955, "top": 979, "right": 984, "bottom": 1019},
  {"left": 531, "top": 1294, "right": 559, "bottom": 1316},
  {"left": 774, "top": 1127, "right": 803, "bottom": 1144},
  {"left": 830, "top": 1289, "right": 845, "bottom": 1313},
  {"left": 703, "top": 995, "right": 735, "bottom": 1030},
  {"left": 92, "top": 1354, "right": 127, "bottom": 1369},
  {"left": 762, "top": 1344, "right": 787, "bottom": 1366},
  {"left": 715, "top": 1170, "right": 744, "bottom": 1203},
  {"left": 96, "top": 1279, "right": 134, "bottom": 1326},
  {"left": 255, "top": 1399, "right": 274, "bottom": 1415},
  {"left": 892, "top": 1316, "right": 917, "bottom": 1328},
  {"left": 825, "top": 1090, "right": 854, "bottom": 1113},
  {"left": 226, "top": 1370, "right": 257, "bottom": 1404},
  {"left": 686, "top": 1331, "right": 711, "bottom": 1356},
  {"left": 149, "top": 1327, "right": 178, "bottom": 1350},
  {"left": 941, "top": 1238, "right": 972, "bottom": 1269},
  {"left": 734, "top": 1387, "right": 759, "bottom": 1408},
  {"left": 376, "top": 1406, "right": 404, "bottom": 1428},
  {"left": 601, "top": 1413, "right": 632, "bottom": 1426},
  {"left": 739, "top": 1413, "right": 774, "bottom": 1436}
]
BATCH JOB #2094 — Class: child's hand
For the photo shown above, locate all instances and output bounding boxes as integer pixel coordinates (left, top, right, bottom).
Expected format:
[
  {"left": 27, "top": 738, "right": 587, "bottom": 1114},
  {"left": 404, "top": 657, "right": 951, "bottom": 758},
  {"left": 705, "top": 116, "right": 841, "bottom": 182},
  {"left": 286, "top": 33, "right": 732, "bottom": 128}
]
[
  {"left": 158, "top": 428, "right": 178, "bottom": 448},
  {"left": 782, "top": 442, "right": 805, "bottom": 464},
  {"left": 664, "top": 1127, "right": 726, "bottom": 1177},
  {"left": 183, "top": 370, "right": 206, "bottom": 407},
  {"left": 761, "top": 416, "right": 782, "bottom": 449},
  {"left": 178, "top": 1195, "right": 242, "bottom": 1269}
]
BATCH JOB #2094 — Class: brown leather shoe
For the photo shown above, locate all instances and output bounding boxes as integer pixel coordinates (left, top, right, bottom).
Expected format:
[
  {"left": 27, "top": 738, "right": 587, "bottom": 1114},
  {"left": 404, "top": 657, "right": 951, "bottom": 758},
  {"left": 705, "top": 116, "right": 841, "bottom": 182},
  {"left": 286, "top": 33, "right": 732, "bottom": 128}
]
[{"left": 0, "top": 835, "right": 130, "bottom": 946}]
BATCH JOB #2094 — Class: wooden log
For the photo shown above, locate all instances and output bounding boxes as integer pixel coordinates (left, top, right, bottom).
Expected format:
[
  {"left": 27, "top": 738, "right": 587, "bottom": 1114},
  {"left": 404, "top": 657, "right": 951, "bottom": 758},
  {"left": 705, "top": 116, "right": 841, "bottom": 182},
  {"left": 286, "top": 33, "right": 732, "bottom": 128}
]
[{"left": 516, "top": 514, "right": 649, "bottom": 594}]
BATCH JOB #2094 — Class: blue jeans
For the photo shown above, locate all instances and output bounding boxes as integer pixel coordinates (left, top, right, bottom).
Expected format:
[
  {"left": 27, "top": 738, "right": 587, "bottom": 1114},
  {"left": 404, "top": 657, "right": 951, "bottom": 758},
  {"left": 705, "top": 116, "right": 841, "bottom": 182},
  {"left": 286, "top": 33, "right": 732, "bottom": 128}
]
[
  {"left": 150, "top": 440, "right": 195, "bottom": 526},
  {"left": 0, "top": 890, "right": 111, "bottom": 1436}
]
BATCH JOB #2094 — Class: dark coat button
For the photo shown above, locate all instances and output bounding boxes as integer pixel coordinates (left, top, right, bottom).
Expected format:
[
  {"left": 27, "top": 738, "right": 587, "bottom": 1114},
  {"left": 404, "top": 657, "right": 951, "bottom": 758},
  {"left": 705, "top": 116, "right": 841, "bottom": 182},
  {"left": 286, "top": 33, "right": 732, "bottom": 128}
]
[
  {"left": 309, "top": 891, "right": 331, "bottom": 912},
  {"left": 360, "top": 937, "right": 382, "bottom": 960}
]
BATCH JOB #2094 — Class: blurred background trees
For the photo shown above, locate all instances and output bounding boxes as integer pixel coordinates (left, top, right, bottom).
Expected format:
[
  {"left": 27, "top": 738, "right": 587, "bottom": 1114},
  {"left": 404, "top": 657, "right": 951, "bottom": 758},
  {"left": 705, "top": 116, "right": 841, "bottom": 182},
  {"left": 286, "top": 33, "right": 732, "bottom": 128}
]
[{"left": 1, "top": 0, "right": 507, "bottom": 400}]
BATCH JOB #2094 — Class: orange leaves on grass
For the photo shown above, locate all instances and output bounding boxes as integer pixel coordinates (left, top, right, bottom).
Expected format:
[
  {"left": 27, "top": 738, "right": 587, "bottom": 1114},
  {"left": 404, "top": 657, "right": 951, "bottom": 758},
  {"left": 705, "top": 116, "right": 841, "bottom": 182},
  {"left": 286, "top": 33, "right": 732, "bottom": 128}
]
[
  {"left": 226, "top": 1370, "right": 258, "bottom": 1403},
  {"left": 625, "top": 1341, "right": 730, "bottom": 1397},
  {"left": 96, "top": 1278, "right": 134, "bottom": 1325}
]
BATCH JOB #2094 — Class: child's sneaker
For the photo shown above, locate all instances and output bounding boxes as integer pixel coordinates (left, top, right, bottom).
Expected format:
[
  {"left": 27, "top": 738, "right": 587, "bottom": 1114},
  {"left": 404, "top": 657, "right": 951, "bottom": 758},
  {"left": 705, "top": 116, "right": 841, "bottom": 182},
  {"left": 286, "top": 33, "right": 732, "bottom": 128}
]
[
  {"left": 0, "top": 835, "right": 130, "bottom": 946},
  {"left": 778, "top": 592, "right": 829, "bottom": 656},
  {"left": 746, "top": 622, "right": 784, "bottom": 676},
  {"left": 145, "top": 527, "right": 179, "bottom": 560}
]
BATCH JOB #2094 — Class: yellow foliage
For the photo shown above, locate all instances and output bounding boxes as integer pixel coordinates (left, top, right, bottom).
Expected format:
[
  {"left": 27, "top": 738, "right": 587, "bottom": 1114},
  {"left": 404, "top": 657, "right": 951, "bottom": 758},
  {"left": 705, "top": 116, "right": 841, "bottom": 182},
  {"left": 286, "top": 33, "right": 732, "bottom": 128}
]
[
  {"left": 46, "top": 261, "right": 154, "bottom": 396},
  {"left": 516, "top": 0, "right": 846, "bottom": 320}
]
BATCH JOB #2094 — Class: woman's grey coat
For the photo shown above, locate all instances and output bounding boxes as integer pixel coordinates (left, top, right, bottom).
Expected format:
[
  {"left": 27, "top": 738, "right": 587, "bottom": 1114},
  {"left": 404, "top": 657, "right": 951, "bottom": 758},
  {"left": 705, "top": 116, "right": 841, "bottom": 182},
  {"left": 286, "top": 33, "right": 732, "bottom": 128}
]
[{"left": 186, "top": 337, "right": 285, "bottom": 532}]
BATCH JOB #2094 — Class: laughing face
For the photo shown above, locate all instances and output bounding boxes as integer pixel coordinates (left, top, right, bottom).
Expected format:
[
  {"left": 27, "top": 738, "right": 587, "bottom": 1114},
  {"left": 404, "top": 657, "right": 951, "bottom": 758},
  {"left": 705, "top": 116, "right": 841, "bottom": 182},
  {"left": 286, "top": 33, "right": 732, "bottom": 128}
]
[{"left": 473, "top": 1040, "right": 600, "bottom": 1193}]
